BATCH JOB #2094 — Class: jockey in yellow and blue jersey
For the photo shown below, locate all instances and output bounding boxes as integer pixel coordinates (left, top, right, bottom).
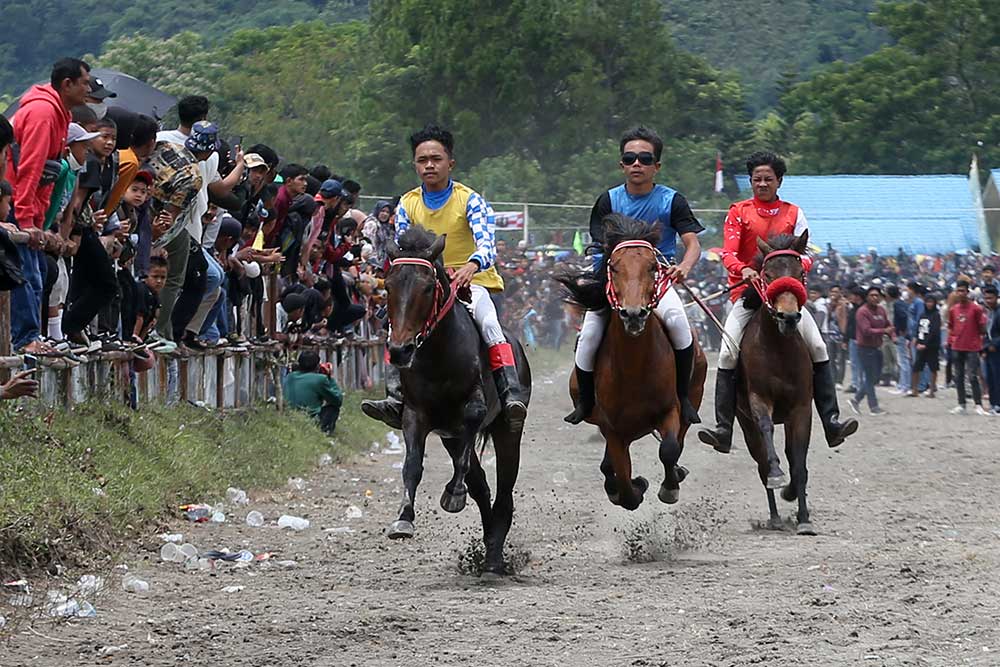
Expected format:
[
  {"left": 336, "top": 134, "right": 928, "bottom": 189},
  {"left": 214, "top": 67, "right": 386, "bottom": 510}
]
[
  {"left": 361, "top": 125, "right": 528, "bottom": 429},
  {"left": 564, "top": 126, "right": 704, "bottom": 426}
]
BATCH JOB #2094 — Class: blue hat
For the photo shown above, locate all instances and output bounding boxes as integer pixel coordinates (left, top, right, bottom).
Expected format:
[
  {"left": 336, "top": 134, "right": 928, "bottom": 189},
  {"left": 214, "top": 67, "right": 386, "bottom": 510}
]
[
  {"left": 185, "top": 121, "right": 220, "bottom": 153},
  {"left": 319, "top": 179, "right": 344, "bottom": 198}
]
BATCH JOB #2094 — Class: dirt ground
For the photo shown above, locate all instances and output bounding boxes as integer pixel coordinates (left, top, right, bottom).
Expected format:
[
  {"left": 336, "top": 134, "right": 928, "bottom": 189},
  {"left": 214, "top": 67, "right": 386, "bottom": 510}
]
[{"left": 4, "top": 360, "right": 1000, "bottom": 667}]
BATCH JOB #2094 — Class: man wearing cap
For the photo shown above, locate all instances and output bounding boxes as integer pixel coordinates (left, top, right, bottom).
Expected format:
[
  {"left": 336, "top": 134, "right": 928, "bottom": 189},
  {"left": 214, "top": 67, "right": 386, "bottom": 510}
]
[
  {"left": 299, "top": 178, "right": 349, "bottom": 279},
  {"left": 7, "top": 58, "right": 91, "bottom": 356}
]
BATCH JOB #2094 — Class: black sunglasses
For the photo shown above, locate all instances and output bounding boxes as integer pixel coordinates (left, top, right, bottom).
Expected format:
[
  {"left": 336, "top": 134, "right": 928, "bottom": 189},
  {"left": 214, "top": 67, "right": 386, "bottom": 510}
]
[{"left": 621, "top": 151, "right": 656, "bottom": 166}]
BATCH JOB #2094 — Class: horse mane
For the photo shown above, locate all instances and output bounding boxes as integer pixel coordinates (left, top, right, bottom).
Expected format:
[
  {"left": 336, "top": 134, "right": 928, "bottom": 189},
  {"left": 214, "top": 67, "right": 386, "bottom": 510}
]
[
  {"left": 744, "top": 233, "right": 802, "bottom": 310},
  {"left": 554, "top": 213, "right": 661, "bottom": 311}
]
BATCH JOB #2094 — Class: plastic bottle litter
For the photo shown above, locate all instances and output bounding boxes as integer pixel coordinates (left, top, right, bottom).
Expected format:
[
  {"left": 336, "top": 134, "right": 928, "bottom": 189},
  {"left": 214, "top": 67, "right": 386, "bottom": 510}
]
[
  {"left": 98, "top": 644, "right": 128, "bottom": 656},
  {"left": 287, "top": 477, "right": 306, "bottom": 491},
  {"left": 121, "top": 575, "right": 150, "bottom": 594},
  {"left": 326, "top": 526, "right": 354, "bottom": 534},
  {"left": 180, "top": 504, "right": 213, "bottom": 522},
  {"left": 276, "top": 560, "right": 298, "bottom": 569},
  {"left": 345, "top": 505, "right": 363, "bottom": 520},
  {"left": 159, "top": 543, "right": 182, "bottom": 563},
  {"left": 384, "top": 431, "right": 403, "bottom": 453},
  {"left": 179, "top": 543, "right": 198, "bottom": 561},
  {"left": 318, "top": 453, "right": 333, "bottom": 466},
  {"left": 226, "top": 487, "right": 249, "bottom": 505},
  {"left": 160, "top": 533, "right": 183, "bottom": 543},
  {"left": 221, "top": 585, "right": 244, "bottom": 594},
  {"left": 245, "top": 511, "right": 264, "bottom": 527},
  {"left": 49, "top": 598, "right": 95, "bottom": 618},
  {"left": 76, "top": 575, "right": 104, "bottom": 596},
  {"left": 210, "top": 511, "right": 226, "bottom": 524},
  {"left": 77, "top": 601, "right": 97, "bottom": 617},
  {"left": 7, "top": 594, "right": 32, "bottom": 607},
  {"left": 277, "top": 515, "right": 310, "bottom": 531},
  {"left": 552, "top": 471, "right": 569, "bottom": 484},
  {"left": 184, "top": 557, "right": 212, "bottom": 571}
]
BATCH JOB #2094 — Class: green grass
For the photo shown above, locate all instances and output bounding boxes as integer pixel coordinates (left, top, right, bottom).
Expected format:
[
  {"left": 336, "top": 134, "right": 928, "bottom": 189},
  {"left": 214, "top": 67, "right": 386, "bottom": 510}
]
[
  {"left": 524, "top": 345, "right": 574, "bottom": 377},
  {"left": 0, "top": 394, "right": 386, "bottom": 571}
]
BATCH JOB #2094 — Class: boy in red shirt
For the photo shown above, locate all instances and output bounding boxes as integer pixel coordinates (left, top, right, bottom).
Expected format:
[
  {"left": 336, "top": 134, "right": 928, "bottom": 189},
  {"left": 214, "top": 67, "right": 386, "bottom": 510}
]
[{"left": 947, "top": 280, "right": 988, "bottom": 415}]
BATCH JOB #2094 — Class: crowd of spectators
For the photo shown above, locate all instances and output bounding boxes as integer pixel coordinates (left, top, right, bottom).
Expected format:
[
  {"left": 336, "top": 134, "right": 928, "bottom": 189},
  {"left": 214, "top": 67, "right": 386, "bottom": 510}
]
[{"left": 0, "top": 58, "right": 394, "bottom": 430}]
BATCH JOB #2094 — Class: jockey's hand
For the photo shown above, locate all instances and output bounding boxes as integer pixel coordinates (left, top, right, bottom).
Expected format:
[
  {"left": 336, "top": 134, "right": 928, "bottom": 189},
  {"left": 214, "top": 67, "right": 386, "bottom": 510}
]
[
  {"left": 740, "top": 267, "right": 759, "bottom": 281},
  {"left": 452, "top": 261, "right": 479, "bottom": 289},
  {"left": 666, "top": 263, "right": 690, "bottom": 282}
]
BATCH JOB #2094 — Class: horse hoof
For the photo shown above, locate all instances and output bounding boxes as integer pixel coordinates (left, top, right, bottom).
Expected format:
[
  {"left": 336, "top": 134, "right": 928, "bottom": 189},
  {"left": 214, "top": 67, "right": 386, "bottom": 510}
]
[
  {"left": 440, "top": 488, "right": 468, "bottom": 514},
  {"left": 767, "top": 517, "right": 786, "bottom": 531},
  {"left": 387, "top": 520, "right": 415, "bottom": 539},
  {"left": 480, "top": 568, "right": 504, "bottom": 582},
  {"left": 674, "top": 465, "right": 689, "bottom": 484},
  {"left": 607, "top": 492, "right": 621, "bottom": 506},
  {"left": 633, "top": 476, "right": 649, "bottom": 495},
  {"left": 658, "top": 483, "right": 679, "bottom": 505},
  {"left": 797, "top": 522, "right": 817, "bottom": 536},
  {"left": 505, "top": 402, "right": 527, "bottom": 430},
  {"left": 766, "top": 472, "right": 788, "bottom": 489}
]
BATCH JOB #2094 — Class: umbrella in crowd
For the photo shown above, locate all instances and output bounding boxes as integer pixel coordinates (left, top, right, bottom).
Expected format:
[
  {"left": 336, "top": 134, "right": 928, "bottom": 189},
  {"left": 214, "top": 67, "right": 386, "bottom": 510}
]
[{"left": 4, "top": 68, "right": 176, "bottom": 120}]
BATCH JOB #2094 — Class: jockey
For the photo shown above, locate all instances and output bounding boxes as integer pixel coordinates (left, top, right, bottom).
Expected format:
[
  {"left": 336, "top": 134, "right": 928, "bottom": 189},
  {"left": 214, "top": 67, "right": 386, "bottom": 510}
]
[
  {"left": 565, "top": 126, "right": 704, "bottom": 425},
  {"left": 698, "top": 151, "right": 858, "bottom": 453},
  {"left": 361, "top": 124, "right": 528, "bottom": 429}
]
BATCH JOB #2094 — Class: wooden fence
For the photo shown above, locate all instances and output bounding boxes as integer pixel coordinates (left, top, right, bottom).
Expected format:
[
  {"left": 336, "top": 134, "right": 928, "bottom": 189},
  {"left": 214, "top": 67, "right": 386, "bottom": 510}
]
[{"left": 0, "top": 291, "right": 385, "bottom": 409}]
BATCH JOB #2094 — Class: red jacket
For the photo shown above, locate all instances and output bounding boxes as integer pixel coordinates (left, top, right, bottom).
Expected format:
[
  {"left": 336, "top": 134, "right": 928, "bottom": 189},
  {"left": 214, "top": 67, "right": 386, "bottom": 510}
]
[
  {"left": 6, "top": 85, "right": 70, "bottom": 229},
  {"left": 721, "top": 198, "right": 802, "bottom": 301},
  {"left": 948, "top": 300, "right": 987, "bottom": 352},
  {"left": 856, "top": 304, "right": 891, "bottom": 348}
]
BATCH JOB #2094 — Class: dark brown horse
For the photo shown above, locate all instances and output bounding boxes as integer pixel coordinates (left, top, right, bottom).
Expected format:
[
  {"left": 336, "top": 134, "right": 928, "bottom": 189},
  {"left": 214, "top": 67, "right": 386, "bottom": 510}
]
[
  {"left": 382, "top": 226, "right": 530, "bottom": 576},
  {"left": 559, "top": 214, "right": 706, "bottom": 511},
  {"left": 736, "top": 230, "right": 817, "bottom": 535}
]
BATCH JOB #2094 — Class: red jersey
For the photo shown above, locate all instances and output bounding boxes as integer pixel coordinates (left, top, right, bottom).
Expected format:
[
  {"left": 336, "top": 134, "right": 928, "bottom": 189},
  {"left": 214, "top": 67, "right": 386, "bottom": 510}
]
[
  {"left": 948, "top": 300, "right": 987, "bottom": 352},
  {"left": 721, "top": 198, "right": 805, "bottom": 301}
]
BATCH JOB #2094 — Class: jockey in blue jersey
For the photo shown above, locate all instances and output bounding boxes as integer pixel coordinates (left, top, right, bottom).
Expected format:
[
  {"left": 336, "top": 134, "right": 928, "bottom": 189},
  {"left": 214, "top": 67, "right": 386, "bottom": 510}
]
[{"left": 565, "top": 126, "right": 704, "bottom": 425}]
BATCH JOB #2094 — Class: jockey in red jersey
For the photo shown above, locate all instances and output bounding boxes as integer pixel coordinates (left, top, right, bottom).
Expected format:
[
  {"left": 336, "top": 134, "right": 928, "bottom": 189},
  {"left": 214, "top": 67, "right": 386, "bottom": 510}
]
[{"left": 698, "top": 151, "right": 858, "bottom": 453}]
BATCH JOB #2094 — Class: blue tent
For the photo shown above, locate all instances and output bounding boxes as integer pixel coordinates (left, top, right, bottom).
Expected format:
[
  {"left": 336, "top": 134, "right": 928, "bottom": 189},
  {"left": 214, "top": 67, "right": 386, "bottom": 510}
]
[{"left": 734, "top": 174, "right": 979, "bottom": 255}]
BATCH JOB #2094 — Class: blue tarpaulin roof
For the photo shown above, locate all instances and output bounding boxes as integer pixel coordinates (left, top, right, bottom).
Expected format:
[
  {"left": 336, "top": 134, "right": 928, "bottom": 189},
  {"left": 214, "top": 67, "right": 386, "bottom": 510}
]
[{"left": 733, "top": 174, "right": 979, "bottom": 254}]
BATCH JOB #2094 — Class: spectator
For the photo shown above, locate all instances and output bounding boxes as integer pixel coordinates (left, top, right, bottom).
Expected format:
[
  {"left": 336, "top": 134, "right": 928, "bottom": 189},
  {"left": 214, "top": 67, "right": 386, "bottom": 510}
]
[
  {"left": 983, "top": 286, "right": 1000, "bottom": 415},
  {"left": 266, "top": 163, "right": 308, "bottom": 247},
  {"left": 947, "top": 279, "right": 988, "bottom": 415},
  {"left": 282, "top": 350, "right": 343, "bottom": 434},
  {"left": 132, "top": 255, "right": 168, "bottom": 344},
  {"left": 0, "top": 369, "right": 38, "bottom": 400},
  {"left": 7, "top": 58, "right": 91, "bottom": 356},
  {"left": 849, "top": 285, "right": 893, "bottom": 416},
  {"left": 887, "top": 284, "right": 911, "bottom": 394},
  {"left": 908, "top": 292, "right": 942, "bottom": 398},
  {"left": 103, "top": 113, "right": 158, "bottom": 218},
  {"left": 981, "top": 266, "right": 1000, "bottom": 295}
]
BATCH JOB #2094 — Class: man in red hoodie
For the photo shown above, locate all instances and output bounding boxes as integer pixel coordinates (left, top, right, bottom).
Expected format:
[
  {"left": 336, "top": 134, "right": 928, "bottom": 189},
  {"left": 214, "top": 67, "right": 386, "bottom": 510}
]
[
  {"left": 947, "top": 279, "right": 988, "bottom": 415},
  {"left": 6, "top": 58, "right": 91, "bottom": 355}
]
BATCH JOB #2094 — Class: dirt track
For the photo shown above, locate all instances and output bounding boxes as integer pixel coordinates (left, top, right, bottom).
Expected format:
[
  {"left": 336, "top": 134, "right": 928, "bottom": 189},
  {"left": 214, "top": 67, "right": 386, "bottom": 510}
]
[{"left": 5, "top": 360, "right": 1000, "bottom": 666}]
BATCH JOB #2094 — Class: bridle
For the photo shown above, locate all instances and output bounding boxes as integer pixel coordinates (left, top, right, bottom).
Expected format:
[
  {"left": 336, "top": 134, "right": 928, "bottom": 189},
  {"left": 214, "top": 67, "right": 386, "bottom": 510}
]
[
  {"left": 605, "top": 240, "right": 675, "bottom": 315},
  {"left": 751, "top": 248, "right": 808, "bottom": 316},
  {"left": 388, "top": 257, "right": 460, "bottom": 348}
]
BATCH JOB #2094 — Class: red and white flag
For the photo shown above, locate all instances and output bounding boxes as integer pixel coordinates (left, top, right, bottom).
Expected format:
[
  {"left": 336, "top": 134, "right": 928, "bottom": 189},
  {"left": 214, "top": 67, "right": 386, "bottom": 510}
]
[{"left": 714, "top": 153, "right": 724, "bottom": 193}]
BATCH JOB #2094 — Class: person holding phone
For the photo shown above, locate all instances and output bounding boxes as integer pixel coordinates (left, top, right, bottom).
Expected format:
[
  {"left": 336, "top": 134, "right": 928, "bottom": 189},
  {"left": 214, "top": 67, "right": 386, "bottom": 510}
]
[{"left": 1, "top": 369, "right": 39, "bottom": 400}]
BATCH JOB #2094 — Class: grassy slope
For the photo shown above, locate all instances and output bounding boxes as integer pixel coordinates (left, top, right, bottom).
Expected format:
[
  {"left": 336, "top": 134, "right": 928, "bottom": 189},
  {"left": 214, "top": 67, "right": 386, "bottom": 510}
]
[{"left": 0, "top": 395, "right": 385, "bottom": 571}]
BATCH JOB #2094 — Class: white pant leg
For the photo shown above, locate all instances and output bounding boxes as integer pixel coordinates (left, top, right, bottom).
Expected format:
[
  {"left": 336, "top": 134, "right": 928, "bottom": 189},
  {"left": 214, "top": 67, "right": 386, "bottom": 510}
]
[
  {"left": 718, "top": 300, "right": 756, "bottom": 370},
  {"left": 655, "top": 287, "right": 693, "bottom": 349},
  {"left": 465, "top": 284, "right": 506, "bottom": 346},
  {"left": 50, "top": 259, "right": 70, "bottom": 307},
  {"left": 574, "top": 308, "right": 609, "bottom": 372},
  {"left": 798, "top": 307, "right": 829, "bottom": 363}
]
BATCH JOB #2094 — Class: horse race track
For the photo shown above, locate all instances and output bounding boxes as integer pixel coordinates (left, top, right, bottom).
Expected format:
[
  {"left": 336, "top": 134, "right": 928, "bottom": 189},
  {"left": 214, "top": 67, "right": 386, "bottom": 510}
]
[{"left": 6, "top": 363, "right": 1000, "bottom": 666}]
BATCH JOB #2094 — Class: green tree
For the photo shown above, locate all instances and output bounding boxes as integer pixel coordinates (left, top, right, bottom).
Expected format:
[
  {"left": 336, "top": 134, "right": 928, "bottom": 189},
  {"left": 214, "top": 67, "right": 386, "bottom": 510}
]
[{"left": 92, "top": 32, "right": 228, "bottom": 98}]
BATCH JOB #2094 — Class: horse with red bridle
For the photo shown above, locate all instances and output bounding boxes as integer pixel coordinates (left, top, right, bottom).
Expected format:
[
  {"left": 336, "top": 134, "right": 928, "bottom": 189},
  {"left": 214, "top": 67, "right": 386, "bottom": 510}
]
[
  {"left": 382, "top": 226, "right": 530, "bottom": 575},
  {"left": 558, "top": 214, "right": 707, "bottom": 510},
  {"left": 735, "top": 230, "right": 821, "bottom": 534}
]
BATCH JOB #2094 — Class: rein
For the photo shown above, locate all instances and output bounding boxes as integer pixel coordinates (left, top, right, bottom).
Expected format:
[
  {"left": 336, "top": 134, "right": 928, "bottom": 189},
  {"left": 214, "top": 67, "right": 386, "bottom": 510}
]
[
  {"left": 389, "top": 257, "right": 461, "bottom": 348},
  {"left": 605, "top": 240, "right": 674, "bottom": 313},
  {"left": 751, "top": 249, "right": 807, "bottom": 313}
]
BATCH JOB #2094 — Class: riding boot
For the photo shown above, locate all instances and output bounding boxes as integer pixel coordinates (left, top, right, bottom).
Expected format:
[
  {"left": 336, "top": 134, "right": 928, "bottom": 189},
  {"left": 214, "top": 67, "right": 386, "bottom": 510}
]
[
  {"left": 697, "top": 368, "right": 737, "bottom": 453},
  {"left": 813, "top": 360, "right": 859, "bottom": 448},
  {"left": 493, "top": 365, "right": 529, "bottom": 429},
  {"left": 361, "top": 364, "right": 404, "bottom": 429},
  {"left": 564, "top": 366, "right": 595, "bottom": 425},
  {"left": 674, "top": 344, "right": 701, "bottom": 424}
]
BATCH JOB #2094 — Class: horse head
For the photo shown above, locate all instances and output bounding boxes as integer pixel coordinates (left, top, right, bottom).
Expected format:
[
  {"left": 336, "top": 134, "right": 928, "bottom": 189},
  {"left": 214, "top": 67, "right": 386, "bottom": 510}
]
[
  {"left": 604, "top": 213, "right": 665, "bottom": 338},
  {"left": 385, "top": 227, "right": 448, "bottom": 368},
  {"left": 756, "top": 230, "right": 809, "bottom": 337}
]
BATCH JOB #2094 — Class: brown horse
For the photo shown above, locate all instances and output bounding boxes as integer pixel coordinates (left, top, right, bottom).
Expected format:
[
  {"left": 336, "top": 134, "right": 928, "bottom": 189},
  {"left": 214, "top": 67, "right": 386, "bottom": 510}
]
[
  {"left": 558, "top": 214, "right": 706, "bottom": 510},
  {"left": 736, "top": 230, "right": 817, "bottom": 535}
]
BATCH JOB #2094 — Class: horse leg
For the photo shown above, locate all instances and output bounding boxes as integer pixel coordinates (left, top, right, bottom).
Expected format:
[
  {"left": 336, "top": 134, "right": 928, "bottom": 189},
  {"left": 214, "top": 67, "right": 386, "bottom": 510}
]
[
  {"left": 784, "top": 408, "right": 816, "bottom": 536},
  {"left": 737, "top": 411, "right": 783, "bottom": 531},
  {"left": 657, "top": 408, "right": 685, "bottom": 505},
  {"left": 388, "top": 409, "right": 428, "bottom": 539},
  {"left": 440, "top": 390, "right": 487, "bottom": 514},
  {"left": 599, "top": 445, "right": 619, "bottom": 505},
  {"left": 748, "top": 394, "right": 787, "bottom": 489},
  {"left": 483, "top": 425, "right": 522, "bottom": 576},
  {"left": 604, "top": 432, "right": 647, "bottom": 511}
]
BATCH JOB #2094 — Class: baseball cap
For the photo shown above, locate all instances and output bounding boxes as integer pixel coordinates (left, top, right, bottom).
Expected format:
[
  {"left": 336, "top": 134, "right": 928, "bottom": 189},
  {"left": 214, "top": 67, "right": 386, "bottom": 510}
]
[
  {"left": 89, "top": 77, "right": 117, "bottom": 101},
  {"left": 67, "top": 122, "right": 102, "bottom": 144},
  {"left": 185, "top": 121, "right": 221, "bottom": 153},
  {"left": 319, "top": 179, "right": 344, "bottom": 198},
  {"left": 244, "top": 153, "right": 268, "bottom": 169},
  {"left": 132, "top": 170, "right": 154, "bottom": 186}
]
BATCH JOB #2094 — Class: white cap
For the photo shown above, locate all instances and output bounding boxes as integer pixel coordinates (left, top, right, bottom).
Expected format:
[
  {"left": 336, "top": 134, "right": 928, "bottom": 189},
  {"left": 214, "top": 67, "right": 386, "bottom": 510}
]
[{"left": 67, "top": 122, "right": 102, "bottom": 144}]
